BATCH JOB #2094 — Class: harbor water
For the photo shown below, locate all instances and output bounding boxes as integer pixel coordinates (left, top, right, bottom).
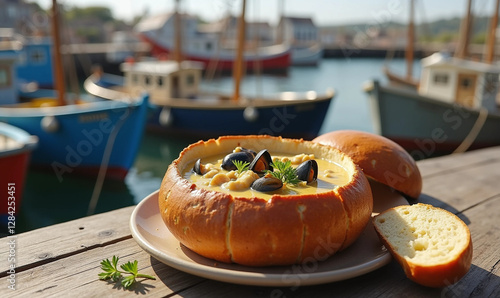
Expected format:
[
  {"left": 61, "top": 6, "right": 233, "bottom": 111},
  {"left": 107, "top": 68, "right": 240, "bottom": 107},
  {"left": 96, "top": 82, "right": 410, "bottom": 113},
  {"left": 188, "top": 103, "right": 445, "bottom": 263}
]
[{"left": 16, "top": 58, "right": 420, "bottom": 233}]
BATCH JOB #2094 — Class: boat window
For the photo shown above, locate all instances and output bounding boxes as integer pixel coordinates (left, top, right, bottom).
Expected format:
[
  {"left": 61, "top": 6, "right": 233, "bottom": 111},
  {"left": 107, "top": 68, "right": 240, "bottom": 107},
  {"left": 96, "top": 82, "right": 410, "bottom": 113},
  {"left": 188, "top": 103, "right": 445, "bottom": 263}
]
[
  {"left": 157, "top": 76, "right": 164, "bottom": 87},
  {"left": 460, "top": 78, "right": 472, "bottom": 89},
  {"left": 433, "top": 73, "right": 448, "bottom": 85},
  {"left": 29, "top": 48, "right": 46, "bottom": 64},
  {"left": 0, "top": 66, "right": 10, "bottom": 87},
  {"left": 186, "top": 74, "right": 195, "bottom": 86},
  {"left": 144, "top": 75, "right": 152, "bottom": 86},
  {"left": 483, "top": 73, "right": 498, "bottom": 96},
  {"left": 205, "top": 42, "right": 212, "bottom": 51}
]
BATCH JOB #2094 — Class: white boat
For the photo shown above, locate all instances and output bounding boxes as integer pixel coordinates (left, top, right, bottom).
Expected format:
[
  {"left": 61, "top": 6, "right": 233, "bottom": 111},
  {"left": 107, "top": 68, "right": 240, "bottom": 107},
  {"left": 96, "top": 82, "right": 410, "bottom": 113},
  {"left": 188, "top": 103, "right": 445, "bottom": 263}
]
[
  {"left": 365, "top": 0, "right": 500, "bottom": 158},
  {"left": 290, "top": 43, "right": 323, "bottom": 66},
  {"left": 365, "top": 52, "right": 500, "bottom": 158}
]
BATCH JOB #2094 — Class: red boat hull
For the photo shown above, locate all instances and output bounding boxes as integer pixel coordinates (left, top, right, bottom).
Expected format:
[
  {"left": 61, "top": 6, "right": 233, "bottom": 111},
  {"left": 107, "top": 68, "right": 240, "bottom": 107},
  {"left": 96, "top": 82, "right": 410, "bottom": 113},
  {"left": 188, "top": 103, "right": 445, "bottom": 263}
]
[
  {"left": 1, "top": 152, "right": 31, "bottom": 216},
  {"left": 140, "top": 34, "right": 291, "bottom": 73}
]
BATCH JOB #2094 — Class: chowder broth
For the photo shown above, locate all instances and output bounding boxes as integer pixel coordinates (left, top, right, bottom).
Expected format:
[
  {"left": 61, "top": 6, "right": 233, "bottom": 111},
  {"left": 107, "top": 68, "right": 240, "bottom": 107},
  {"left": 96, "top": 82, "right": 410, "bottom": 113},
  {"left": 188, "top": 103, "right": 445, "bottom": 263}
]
[{"left": 183, "top": 152, "right": 350, "bottom": 201}]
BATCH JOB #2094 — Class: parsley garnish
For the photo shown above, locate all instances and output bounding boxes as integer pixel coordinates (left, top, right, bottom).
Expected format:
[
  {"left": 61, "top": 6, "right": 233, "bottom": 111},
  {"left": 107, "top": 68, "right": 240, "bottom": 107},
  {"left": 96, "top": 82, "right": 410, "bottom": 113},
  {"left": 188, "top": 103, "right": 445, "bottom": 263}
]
[
  {"left": 232, "top": 160, "right": 250, "bottom": 174},
  {"left": 268, "top": 159, "right": 301, "bottom": 185},
  {"left": 98, "top": 256, "right": 156, "bottom": 289}
]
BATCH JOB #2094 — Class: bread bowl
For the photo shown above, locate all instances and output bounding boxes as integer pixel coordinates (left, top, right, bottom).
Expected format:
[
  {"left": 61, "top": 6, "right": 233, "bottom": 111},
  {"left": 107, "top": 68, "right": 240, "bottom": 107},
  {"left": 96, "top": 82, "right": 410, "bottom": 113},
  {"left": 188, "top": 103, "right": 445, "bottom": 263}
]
[
  {"left": 158, "top": 135, "right": 373, "bottom": 267},
  {"left": 373, "top": 203, "right": 472, "bottom": 287},
  {"left": 312, "top": 130, "right": 422, "bottom": 199}
]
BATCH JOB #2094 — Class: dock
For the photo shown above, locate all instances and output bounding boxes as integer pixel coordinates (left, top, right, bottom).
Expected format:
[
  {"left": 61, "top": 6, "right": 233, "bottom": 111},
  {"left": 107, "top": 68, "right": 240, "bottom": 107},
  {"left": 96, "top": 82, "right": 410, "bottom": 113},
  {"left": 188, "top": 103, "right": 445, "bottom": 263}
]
[
  {"left": 322, "top": 43, "right": 489, "bottom": 59},
  {"left": 1, "top": 146, "right": 499, "bottom": 297}
]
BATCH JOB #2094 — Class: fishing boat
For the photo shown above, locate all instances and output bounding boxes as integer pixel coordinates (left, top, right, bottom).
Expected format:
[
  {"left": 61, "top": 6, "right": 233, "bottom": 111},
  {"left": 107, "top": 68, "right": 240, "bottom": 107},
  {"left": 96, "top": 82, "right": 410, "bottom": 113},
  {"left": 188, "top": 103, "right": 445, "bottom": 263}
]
[
  {"left": 0, "top": 122, "right": 38, "bottom": 225},
  {"left": 85, "top": 61, "right": 333, "bottom": 139},
  {"left": 365, "top": 0, "right": 500, "bottom": 158},
  {"left": 289, "top": 43, "right": 323, "bottom": 66},
  {"left": 135, "top": 4, "right": 291, "bottom": 73},
  {"left": 0, "top": 0, "right": 149, "bottom": 181},
  {"left": 85, "top": 1, "right": 334, "bottom": 140}
]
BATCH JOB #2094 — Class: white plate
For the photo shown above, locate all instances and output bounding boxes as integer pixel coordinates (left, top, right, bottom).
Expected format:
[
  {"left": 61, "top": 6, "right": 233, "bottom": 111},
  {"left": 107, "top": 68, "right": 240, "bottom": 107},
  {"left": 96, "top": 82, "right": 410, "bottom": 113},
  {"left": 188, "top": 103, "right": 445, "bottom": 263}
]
[{"left": 130, "top": 180, "right": 408, "bottom": 287}]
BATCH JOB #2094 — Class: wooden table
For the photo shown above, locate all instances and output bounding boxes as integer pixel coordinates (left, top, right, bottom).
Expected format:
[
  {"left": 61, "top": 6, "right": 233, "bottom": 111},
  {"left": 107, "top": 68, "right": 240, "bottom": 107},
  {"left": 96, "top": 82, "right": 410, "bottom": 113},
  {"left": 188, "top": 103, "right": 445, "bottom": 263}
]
[{"left": 1, "top": 146, "right": 499, "bottom": 297}]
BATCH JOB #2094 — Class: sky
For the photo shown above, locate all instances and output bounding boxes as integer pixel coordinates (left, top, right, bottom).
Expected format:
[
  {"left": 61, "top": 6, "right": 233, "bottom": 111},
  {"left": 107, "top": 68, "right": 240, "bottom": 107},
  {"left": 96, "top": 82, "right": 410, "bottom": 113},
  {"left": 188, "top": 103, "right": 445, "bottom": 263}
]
[{"left": 35, "top": 0, "right": 498, "bottom": 26}]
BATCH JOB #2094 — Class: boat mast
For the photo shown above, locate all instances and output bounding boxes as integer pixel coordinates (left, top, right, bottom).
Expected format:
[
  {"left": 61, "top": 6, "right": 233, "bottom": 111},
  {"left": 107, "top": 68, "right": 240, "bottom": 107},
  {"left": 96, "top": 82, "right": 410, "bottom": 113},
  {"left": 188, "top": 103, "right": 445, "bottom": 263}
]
[
  {"left": 51, "top": 0, "right": 66, "bottom": 106},
  {"left": 173, "top": 0, "right": 183, "bottom": 66},
  {"left": 232, "top": 0, "right": 246, "bottom": 101},
  {"left": 455, "top": 0, "right": 473, "bottom": 59},
  {"left": 405, "top": 0, "right": 415, "bottom": 80},
  {"left": 277, "top": 0, "right": 284, "bottom": 44},
  {"left": 484, "top": 0, "right": 499, "bottom": 64}
]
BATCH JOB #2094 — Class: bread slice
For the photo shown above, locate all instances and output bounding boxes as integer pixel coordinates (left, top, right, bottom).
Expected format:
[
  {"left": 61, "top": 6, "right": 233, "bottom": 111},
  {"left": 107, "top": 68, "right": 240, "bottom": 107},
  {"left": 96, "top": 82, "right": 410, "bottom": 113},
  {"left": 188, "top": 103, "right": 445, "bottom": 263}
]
[{"left": 373, "top": 203, "right": 472, "bottom": 287}]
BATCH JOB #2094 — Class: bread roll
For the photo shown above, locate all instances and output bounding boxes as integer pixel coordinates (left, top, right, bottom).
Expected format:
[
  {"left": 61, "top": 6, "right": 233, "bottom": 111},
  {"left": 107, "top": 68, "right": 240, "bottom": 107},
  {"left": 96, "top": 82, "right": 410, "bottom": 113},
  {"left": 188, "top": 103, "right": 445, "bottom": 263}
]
[
  {"left": 159, "top": 135, "right": 373, "bottom": 266},
  {"left": 313, "top": 130, "right": 422, "bottom": 199},
  {"left": 373, "top": 203, "right": 472, "bottom": 287}
]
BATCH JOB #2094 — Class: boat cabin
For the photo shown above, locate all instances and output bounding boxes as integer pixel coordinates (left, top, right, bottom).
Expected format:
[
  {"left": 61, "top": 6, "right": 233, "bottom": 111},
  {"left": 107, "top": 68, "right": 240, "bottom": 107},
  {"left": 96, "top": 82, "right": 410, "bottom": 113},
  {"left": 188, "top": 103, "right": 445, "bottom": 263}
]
[
  {"left": 0, "top": 48, "right": 19, "bottom": 105},
  {"left": 0, "top": 29, "right": 54, "bottom": 89},
  {"left": 276, "top": 16, "right": 320, "bottom": 46},
  {"left": 15, "top": 37, "right": 54, "bottom": 89},
  {"left": 418, "top": 52, "right": 500, "bottom": 111},
  {"left": 120, "top": 60, "right": 203, "bottom": 103}
]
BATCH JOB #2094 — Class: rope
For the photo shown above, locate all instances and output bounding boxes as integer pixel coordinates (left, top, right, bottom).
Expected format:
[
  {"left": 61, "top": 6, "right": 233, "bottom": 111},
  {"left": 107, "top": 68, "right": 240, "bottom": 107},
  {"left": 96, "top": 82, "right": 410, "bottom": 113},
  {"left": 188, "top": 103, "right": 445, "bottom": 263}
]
[
  {"left": 453, "top": 107, "right": 489, "bottom": 154},
  {"left": 87, "top": 103, "right": 133, "bottom": 215}
]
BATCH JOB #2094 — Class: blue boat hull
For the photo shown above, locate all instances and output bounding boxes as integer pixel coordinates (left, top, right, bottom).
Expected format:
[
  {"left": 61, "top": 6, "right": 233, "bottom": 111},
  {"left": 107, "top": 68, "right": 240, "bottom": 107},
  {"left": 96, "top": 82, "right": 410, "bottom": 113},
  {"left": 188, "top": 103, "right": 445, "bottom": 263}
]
[
  {"left": 84, "top": 72, "right": 335, "bottom": 140},
  {"left": 147, "top": 100, "right": 332, "bottom": 140},
  {"left": 0, "top": 96, "right": 149, "bottom": 180}
]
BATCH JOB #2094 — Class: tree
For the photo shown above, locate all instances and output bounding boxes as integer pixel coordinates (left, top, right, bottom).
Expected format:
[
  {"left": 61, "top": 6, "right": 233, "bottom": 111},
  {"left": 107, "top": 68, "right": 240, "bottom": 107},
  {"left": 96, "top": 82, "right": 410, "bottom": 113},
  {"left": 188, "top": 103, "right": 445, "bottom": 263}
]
[{"left": 66, "top": 6, "right": 114, "bottom": 23}]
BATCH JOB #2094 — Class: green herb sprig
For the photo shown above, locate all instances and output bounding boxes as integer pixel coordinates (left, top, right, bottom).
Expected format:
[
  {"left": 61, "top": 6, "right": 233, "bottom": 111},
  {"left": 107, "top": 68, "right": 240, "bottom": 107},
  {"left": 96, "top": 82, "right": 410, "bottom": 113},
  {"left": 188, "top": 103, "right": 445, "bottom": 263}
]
[
  {"left": 232, "top": 160, "right": 250, "bottom": 174},
  {"left": 98, "top": 256, "right": 156, "bottom": 289},
  {"left": 268, "top": 159, "right": 301, "bottom": 185}
]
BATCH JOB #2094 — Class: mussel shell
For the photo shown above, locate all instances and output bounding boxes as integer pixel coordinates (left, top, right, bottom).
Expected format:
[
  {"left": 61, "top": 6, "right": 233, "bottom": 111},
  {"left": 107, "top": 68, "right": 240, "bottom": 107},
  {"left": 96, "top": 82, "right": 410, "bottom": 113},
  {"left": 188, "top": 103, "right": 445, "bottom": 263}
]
[
  {"left": 239, "top": 147, "right": 257, "bottom": 157},
  {"left": 251, "top": 176, "right": 283, "bottom": 192},
  {"left": 193, "top": 158, "right": 204, "bottom": 175},
  {"left": 221, "top": 151, "right": 255, "bottom": 171},
  {"left": 249, "top": 149, "right": 273, "bottom": 173},
  {"left": 296, "top": 160, "right": 318, "bottom": 183}
]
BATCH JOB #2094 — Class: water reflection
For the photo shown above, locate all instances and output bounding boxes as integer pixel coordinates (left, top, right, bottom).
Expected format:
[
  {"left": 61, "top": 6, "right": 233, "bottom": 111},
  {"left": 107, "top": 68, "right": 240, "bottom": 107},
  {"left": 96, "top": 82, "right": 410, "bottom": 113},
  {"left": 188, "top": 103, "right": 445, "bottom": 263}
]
[
  {"left": 17, "top": 169, "right": 134, "bottom": 233},
  {"left": 128, "top": 133, "right": 201, "bottom": 203}
]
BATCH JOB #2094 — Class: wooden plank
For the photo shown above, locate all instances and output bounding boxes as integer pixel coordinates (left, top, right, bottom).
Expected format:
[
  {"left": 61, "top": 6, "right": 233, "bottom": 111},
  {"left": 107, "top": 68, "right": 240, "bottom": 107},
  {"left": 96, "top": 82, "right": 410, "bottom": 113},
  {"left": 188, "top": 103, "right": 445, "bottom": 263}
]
[
  {"left": 417, "top": 147, "right": 500, "bottom": 178},
  {"left": 419, "top": 160, "right": 500, "bottom": 213},
  {"left": 438, "top": 195, "right": 500, "bottom": 297},
  {"left": 0, "top": 206, "right": 135, "bottom": 275},
  {"left": 175, "top": 260, "right": 442, "bottom": 297},
  {"left": 176, "top": 198, "right": 500, "bottom": 297},
  {"left": 0, "top": 146, "right": 497, "bottom": 297},
  {"left": 0, "top": 238, "right": 205, "bottom": 297}
]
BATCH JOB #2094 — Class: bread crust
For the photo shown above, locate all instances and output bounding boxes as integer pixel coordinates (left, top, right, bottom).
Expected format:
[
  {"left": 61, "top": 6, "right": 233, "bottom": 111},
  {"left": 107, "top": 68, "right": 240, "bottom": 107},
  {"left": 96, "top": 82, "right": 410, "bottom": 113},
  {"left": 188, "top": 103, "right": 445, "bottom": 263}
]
[
  {"left": 313, "top": 130, "right": 422, "bottom": 199},
  {"left": 373, "top": 203, "right": 473, "bottom": 288},
  {"left": 159, "top": 135, "right": 373, "bottom": 266}
]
